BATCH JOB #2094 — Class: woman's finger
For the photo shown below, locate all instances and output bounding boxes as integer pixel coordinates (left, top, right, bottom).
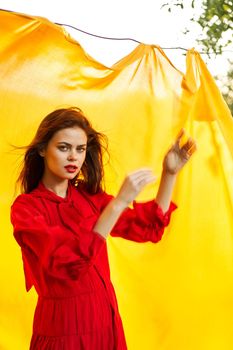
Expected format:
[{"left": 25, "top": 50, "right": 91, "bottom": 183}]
[
  {"left": 137, "top": 174, "right": 157, "bottom": 188},
  {"left": 180, "top": 143, "right": 197, "bottom": 160},
  {"left": 130, "top": 174, "right": 157, "bottom": 191},
  {"left": 127, "top": 167, "right": 153, "bottom": 177},
  {"left": 176, "top": 128, "right": 185, "bottom": 142},
  {"left": 125, "top": 170, "right": 155, "bottom": 185},
  {"left": 127, "top": 171, "right": 156, "bottom": 185},
  {"left": 182, "top": 138, "right": 197, "bottom": 154},
  {"left": 187, "top": 143, "right": 197, "bottom": 156},
  {"left": 173, "top": 128, "right": 185, "bottom": 149}
]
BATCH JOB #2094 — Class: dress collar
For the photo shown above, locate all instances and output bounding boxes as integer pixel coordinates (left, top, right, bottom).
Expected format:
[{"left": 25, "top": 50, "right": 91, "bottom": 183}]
[{"left": 31, "top": 180, "right": 74, "bottom": 203}]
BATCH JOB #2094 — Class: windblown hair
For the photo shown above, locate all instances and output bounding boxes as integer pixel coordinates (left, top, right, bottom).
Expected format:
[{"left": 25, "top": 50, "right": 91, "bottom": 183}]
[{"left": 16, "top": 107, "right": 108, "bottom": 194}]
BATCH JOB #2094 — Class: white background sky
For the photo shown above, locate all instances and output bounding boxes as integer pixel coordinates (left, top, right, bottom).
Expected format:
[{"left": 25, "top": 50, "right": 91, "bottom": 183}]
[{"left": 0, "top": 0, "right": 232, "bottom": 77}]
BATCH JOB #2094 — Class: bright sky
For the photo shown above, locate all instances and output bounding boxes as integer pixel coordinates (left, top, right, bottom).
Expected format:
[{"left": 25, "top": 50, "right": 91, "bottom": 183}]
[{"left": 0, "top": 0, "right": 231, "bottom": 76}]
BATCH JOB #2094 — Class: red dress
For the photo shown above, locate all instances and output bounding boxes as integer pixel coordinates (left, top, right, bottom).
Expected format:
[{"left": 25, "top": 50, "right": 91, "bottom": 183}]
[{"left": 11, "top": 181, "right": 177, "bottom": 350}]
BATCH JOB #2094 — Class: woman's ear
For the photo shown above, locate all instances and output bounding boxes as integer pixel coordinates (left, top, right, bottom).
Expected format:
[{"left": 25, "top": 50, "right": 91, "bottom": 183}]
[{"left": 38, "top": 147, "right": 45, "bottom": 157}]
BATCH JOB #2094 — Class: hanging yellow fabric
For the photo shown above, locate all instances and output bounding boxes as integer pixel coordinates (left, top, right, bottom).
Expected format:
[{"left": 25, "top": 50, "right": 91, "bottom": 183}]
[{"left": 0, "top": 9, "right": 232, "bottom": 350}]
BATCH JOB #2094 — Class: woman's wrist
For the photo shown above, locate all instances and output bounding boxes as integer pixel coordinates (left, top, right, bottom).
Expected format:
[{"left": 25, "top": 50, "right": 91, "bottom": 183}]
[
  {"left": 93, "top": 196, "right": 128, "bottom": 238},
  {"left": 162, "top": 166, "right": 178, "bottom": 178},
  {"left": 112, "top": 196, "right": 129, "bottom": 212},
  {"left": 155, "top": 168, "right": 177, "bottom": 213}
]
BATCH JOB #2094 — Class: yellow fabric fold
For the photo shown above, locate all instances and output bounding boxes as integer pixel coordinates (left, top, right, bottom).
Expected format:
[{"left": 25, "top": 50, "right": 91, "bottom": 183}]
[{"left": 0, "top": 9, "right": 232, "bottom": 350}]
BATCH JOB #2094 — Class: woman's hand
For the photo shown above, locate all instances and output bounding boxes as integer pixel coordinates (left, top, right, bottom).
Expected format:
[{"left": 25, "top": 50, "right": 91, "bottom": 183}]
[
  {"left": 115, "top": 168, "right": 157, "bottom": 207},
  {"left": 163, "top": 129, "right": 197, "bottom": 175},
  {"left": 94, "top": 168, "right": 156, "bottom": 238}
]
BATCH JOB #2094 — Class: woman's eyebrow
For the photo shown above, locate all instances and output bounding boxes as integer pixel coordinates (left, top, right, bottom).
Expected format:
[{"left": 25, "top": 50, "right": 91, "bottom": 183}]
[{"left": 57, "top": 142, "right": 87, "bottom": 147}]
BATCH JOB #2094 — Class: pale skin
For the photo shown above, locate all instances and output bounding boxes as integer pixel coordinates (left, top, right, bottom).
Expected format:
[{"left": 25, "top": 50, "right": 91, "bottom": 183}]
[{"left": 40, "top": 127, "right": 196, "bottom": 240}]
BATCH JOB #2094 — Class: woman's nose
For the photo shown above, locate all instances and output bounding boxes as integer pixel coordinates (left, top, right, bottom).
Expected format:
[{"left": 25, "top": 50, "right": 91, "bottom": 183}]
[{"left": 67, "top": 149, "right": 77, "bottom": 161}]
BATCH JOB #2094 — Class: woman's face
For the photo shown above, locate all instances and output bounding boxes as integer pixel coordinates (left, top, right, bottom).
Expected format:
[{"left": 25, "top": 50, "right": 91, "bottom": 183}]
[{"left": 40, "top": 127, "right": 87, "bottom": 182}]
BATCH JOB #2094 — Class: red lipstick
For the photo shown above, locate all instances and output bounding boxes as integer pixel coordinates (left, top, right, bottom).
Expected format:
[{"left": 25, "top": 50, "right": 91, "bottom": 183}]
[{"left": 64, "top": 165, "right": 78, "bottom": 173}]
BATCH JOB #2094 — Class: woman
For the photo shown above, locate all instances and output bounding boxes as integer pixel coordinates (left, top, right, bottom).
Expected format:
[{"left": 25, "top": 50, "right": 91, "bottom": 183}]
[{"left": 11, "top": 107, "right": 196, "bottom": 350}]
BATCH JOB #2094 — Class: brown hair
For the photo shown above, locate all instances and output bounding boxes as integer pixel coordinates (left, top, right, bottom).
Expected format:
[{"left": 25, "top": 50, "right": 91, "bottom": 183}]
[{"left": 16, "top": 107, "right": 108, "bottom": 194}]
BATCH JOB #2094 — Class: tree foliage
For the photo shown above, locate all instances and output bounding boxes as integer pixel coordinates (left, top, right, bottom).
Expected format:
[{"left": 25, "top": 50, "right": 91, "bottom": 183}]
[
  {"left": 161, "top": 0, "right": 233, "bottom": 54},
  {"left": 162, "top": 0, "right": 233, "bottom": 114},
  {"left": 196, "top": 0, "right": 232, "bottom": 54},
  {"left": 215, "top": 63, "right": 233, "bottom": 114}
]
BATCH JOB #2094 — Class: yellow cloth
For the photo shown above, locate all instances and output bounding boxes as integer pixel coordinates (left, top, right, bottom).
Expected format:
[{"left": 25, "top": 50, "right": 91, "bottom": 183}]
[{"left": 0, "top": 9, "right": 233, "bottom": 350}]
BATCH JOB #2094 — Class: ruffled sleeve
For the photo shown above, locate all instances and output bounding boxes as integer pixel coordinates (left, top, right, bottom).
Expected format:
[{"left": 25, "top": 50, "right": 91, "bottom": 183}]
[
  {"left": 110, "top": 198, "right": 177, "bottom": 243},
  {"left": 11, "top": 195, "right": 106, "bottom": 287}
]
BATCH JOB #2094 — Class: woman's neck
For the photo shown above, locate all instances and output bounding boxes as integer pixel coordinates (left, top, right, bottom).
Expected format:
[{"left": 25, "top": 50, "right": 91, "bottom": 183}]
[{"left": 41, "top": 176, "right": 69, "bottom": 198}]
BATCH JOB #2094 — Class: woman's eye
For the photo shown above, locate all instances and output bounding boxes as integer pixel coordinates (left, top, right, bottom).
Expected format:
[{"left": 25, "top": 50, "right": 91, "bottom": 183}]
[
  {"left": 58, "top": 146, "right": 68, "bottom": 151},
  {"left": 77, "top": 148, "right": 86, "bottom": 153}
]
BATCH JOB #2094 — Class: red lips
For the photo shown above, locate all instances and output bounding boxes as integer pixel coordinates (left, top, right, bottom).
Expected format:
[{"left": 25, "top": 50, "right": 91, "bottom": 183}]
[{"left": 65, "top": 165, "right": 78, "bottom": 173}]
